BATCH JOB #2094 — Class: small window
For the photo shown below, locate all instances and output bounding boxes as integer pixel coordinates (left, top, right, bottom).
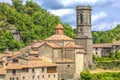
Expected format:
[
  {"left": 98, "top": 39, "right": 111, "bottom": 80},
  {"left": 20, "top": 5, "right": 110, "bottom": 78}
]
[
  {"left": 48, "top": 75, "right": 50, "bottom": 78},
  {"left": 32, "top": 69, "right": 34, "bottom": 73},
  {"left": 38, "top": 75, "right": 39, "bottom": 79},
  {"left": 67, "top": 65, "right": 70, "bottom": 67},
  {"left": 80, "top": 28, "right": 82, "bottom": 32},
  {"left": 16, "top": 77, "right": 19, "bottom": 80},
  {"left": 42, "top": 75, "right": 44, "bottom": 78},
  {"left": 23, "top": 77, "right": 25, "bottom": 80},
  {"left": 13, "top": 59, "right": 18, "bottom": 63},
  {"left": 42, "top": 68, "right": 44, "bottom": 72},
  {"left": 54, "top": 74, "right": 56, "bottom": 78},
  {"left": 80, "top": 14, "right": 83, "bottom": 23},
  {"left": 10, "top": 77, "right": 14, "bottom": 80},
  {"left": 12, "top": 70, "right": 16, "bottom": 75},
  {"left": 32, "top": 76, "right": 34, "bottom": 79}
]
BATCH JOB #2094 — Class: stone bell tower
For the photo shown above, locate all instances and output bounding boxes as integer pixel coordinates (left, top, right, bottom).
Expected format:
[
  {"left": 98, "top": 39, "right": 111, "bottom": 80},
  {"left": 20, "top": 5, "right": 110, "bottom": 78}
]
[{"left": 75, "top": 6, "right": 93, "bottom": 69}]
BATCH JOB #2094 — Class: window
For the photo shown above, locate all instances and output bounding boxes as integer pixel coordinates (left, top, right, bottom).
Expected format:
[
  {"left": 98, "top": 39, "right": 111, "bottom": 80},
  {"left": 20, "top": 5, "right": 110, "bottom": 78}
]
[
  {"left": 32, "top": 76, "right": 34, "bottom": 79},
  {"left": 10, "top": 77, "right": 14, "bottom": 80},
  {"left": 32, "top": 69, "right": 34, "bottom": 73},
  {"left": 22, "top": 68, "right": 28, "bottom": 72},
  {"left": 80, "top": 28, "right": 82, "bottom": 32},
  {"left": 47, "top": 67, "right": 57, "bottom": 73},
  {"left": 13, "top": 59, "right": 18, "bottom": 63},
  {"left": 80, "top": 14, "right": 83, "bottom": 23},
  {"left": 42, "top": 75, "right": 44, "bottom": 78},
  {"left": 54, "top": 74, "right": 56, "bottom": 78},
  {"left": 12, "top": 70, "right": 16, "bottom": 75},
  {"left": 42, "top": 68, "right": 44, "bottom": 72},
  {"left": 16, "top": 77, "right": 19, "bottom": 80},
  {"left": 48, "top": 75, "right": 50, "bottom": 78},
  {"left": 67, "top": 65, "right": 70, "bottom": 67},
  {"left": 38, "top": 75, "right": 39, "bottom": 79},
  {"left": 23, "top": 77, "right": 25, "bottom": 80}
]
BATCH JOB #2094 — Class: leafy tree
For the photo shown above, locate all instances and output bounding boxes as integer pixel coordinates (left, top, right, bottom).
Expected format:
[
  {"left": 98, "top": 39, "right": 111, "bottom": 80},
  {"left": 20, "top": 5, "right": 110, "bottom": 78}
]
[
  {"left": 109, "top": 51, "right": 115, "bottom": 58},
  {"left": 81, "top": 70, "right": 92, "bottom": 80},
  {"left": 116, "top": 51, "right": 120, "bottom": 59}
]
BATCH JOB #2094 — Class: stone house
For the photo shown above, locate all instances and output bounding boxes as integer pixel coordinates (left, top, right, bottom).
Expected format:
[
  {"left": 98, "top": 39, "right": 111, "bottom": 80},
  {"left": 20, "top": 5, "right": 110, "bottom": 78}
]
[
  {"left": 30, "top": 24, "right": 85, "bottom": 80},
  {"left": 93, "top": 41, "right": 120, "bottom": 57},
  {"left": 0, "top": 5, "right": 93, "bottom": 80},
  {"left": 0, "top": 52, "right": 58, "bottom": 80}
]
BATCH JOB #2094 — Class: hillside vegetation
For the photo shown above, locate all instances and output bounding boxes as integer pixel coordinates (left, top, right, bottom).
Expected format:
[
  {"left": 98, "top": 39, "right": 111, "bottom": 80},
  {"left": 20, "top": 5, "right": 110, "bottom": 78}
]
[
  {"left": 92, "top": 24, "right": 120, "bottom": 43},
  {"left": 0, "top": 0, "right": 120, "bottom": 52},
  {"left": 0, "top": 0, "right": 75, "bottom": 52}
]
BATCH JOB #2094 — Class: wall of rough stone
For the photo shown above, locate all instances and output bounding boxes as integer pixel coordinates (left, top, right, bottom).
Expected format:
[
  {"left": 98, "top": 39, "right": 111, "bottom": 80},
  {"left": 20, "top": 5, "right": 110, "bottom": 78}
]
[{"left": 57, "top": 63, "right": 75, "bottom": 80}]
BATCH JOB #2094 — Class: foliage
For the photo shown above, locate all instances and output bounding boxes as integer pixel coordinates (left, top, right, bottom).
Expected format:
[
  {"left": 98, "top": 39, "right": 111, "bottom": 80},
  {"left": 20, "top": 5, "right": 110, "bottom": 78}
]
[
  {"left": 93, "top": 57, "right": 116, "bottom": 62},
  {"left": 81, "top": 71, "right": 120, "bottom": 80},
  {"left": 109, "top": 51, "right": 115, "bottom": 58},
  {"left": 0, "top": 0, "right": 75, "bottom": 52},
  {"left": 92, "top": 24, "right": 120, "bottom": 43},
  {"left": 96, "top": 61, "right": 120, "bottom": 69},
  {"left": 116, "top": 51, "right": 120, "bottom": 60},
  {"left": 81, "top": 70, "right": 92, "bottom": 80}
]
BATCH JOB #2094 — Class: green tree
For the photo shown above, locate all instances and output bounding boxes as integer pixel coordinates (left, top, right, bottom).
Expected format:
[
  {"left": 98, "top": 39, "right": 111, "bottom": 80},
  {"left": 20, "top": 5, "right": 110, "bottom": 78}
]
[
  {"left": 109, "top": 51, "right": 115, "bottom": 58},
  {"left": 116, "top": 51, "right": 120, "bottom": 59},
  {"left": 81, "top": 70, "right": 92, "bottom": 80}
]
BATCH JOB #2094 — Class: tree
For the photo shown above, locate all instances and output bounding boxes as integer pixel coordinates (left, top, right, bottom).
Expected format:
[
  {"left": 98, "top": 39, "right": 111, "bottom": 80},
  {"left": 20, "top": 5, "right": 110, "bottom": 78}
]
[
  {"left": 12, "top": 0, "right": 24, "bottom": 13},
  {"left": 116, "top": 51, "right": 120, "bottom": 59},
  {"left": 109, "top": 51, "right": 115, "bottom": 58},
  {"left": 81, "top": 70, "right": 92, "bottom": 80}
]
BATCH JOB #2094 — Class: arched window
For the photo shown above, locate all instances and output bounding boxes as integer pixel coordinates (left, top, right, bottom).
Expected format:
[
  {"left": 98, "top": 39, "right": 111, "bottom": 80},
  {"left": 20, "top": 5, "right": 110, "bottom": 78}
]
[{"left": 80, "top": 14, "right": 83, "bottom": 23}]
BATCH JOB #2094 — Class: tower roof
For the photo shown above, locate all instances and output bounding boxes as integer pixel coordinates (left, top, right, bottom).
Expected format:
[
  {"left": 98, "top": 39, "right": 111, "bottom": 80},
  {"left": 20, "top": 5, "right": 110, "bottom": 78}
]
[
  {"left": 45, "top": 24, "right": 73, "bottom": 41},
  {"left": 56, "top": 24, "right": 64, "bottom": 29}
]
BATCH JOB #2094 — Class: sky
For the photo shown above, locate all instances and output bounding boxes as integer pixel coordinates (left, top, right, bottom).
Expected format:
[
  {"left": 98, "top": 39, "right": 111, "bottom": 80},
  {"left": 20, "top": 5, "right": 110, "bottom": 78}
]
[{"left": 0, "top": 0, "right": 120, "bottom": 31}]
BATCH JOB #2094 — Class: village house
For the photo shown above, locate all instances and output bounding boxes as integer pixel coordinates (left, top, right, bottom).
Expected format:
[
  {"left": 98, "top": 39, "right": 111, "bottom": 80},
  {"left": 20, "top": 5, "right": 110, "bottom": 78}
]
[
  {"left": 0, "top": 5, "right": 93, "bottom": 80},
  {"left": 93, "top": 41, "right": 120, "bottom": 57}
]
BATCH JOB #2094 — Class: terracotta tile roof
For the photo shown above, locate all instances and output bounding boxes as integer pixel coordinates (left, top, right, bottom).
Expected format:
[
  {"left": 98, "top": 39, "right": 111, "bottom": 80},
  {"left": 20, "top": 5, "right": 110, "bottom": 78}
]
[
  {"left": 46, "top": 43, "right": 61, "bottom": 48},
  {"left": 113, "top": 41, "right": 120, "bottom": 46},
  {"left": 6, "top": 60, "right": 57, "bottom": 69},
  {"left": 29, "top": 51, "right": 38, "bottom": 55},
  {"left": 0, "top": 58, "right": 4, "bottom": 62},
  {"left": 5, "top": 64, "right": 22, "bottom": 70},
  {"left": 0, "top": 68, "right": 6, "bottom": 75},
  {"left": 65, "top": 42, "right": 83, "bottom": 48},
  {"left": 76, "top": 50, "right": 86, "bottom": 54},
  {"left": 56, "top": 24, "right": 64, "bottom": 29},
  {"left": 93, "top": 43, "right": 112, "bottom": 48},
  {"left": 23, "top": 60, "right": 57, "bottom": 68},
  {"left": 32, "top": 42, "right": 44, "bottom": 48},
  {"left": 28, "top": 56, "right": 41, "bottom": 60},
  {"left": 45, "top": 34, "right": 73, "bottom": 41},
  {"left": 56, "top": 59, "right": 74, "bottom": 63}
]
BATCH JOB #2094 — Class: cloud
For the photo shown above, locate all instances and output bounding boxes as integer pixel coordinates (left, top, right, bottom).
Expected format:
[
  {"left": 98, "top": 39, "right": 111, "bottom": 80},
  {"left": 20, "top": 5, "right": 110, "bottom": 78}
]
[
  {"left": 92, "top": 21, "right": 120, "bottom": 31},
  {"left": 0, "top": 0, "right": 12, "bottom": 4},
  {"left": 60, "top": 0, "right": 97, "bottom": 7},
  {"left": 92, "top": 11, "right": 107, "bottom": 22},
  {"left": 48, "top": 9, "right": 74, "bottom": 17}
]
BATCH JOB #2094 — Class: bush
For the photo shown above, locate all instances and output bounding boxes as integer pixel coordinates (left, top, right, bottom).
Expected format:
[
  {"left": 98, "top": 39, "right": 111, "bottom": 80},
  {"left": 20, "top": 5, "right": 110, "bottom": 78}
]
[
  {"left": 81, "top": 72, "right": 120, "bottom": 80},
  {"left": 81, "top": 70, "right": 92, "bottom": 80}
]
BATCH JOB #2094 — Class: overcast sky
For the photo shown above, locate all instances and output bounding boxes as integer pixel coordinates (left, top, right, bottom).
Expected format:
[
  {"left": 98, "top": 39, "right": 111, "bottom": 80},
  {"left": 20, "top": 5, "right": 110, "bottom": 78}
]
[{"left": 0, "top": 0, "right": 120, "bottom": 31}]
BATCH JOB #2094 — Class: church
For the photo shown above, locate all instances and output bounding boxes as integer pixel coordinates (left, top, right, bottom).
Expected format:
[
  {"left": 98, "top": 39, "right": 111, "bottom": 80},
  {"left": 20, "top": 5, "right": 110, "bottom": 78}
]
[{"left": 0, "top": 6, "right": 93, "bottom": 80}]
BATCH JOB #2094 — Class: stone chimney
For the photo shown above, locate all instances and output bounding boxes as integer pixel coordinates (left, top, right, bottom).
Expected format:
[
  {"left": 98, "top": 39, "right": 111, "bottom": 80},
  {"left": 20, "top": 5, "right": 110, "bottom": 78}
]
[{"left": 56, "top": 24, "right": 64, "bottom": 35}]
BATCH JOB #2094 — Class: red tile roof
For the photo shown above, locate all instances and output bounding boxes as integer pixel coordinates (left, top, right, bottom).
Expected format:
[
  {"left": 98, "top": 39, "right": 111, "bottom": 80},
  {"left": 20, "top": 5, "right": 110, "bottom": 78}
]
[
  {"left": 0, "top": 68, "right": 6, "bottom": 75},
  {"left": 113, "top": 41, "right": 120, "bottom": 46},
  {"left": 93, "top": 43, "right": 112, "bottom": 48},
  {"left": 65, "top": 42, "right": 83, "bottom": 48},
  {"left": 56, "top": 24, "right": 64, "bottom": 29},
  {"left": 45, "top": 34, "right": 74, "bottom": 41}
]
